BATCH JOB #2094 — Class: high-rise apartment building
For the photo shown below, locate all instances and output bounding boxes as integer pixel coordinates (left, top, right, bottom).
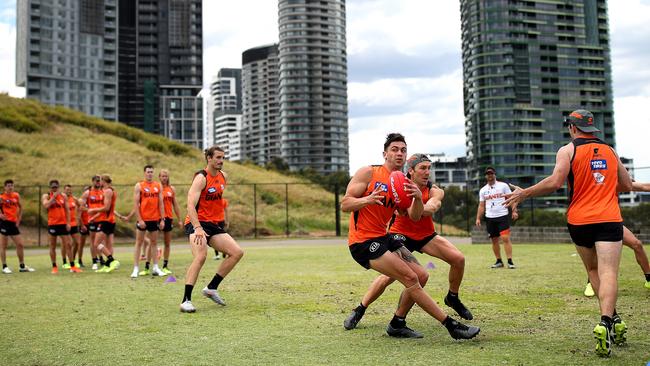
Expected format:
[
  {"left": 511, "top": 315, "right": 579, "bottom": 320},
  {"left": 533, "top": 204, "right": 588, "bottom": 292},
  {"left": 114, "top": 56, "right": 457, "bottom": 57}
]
[
  {"left": 209, "top": 68, "right": 242, "bottom": 158},
  {"left": 240, "top": 44, "right": 280, "bottom": 165},
  {"left": 16, "top": 0, "right": 118, "bottom": 120},
  {"left": 460, "top": 0, "right": 615, "bottom": 198},
  {"left": 278, "top": 0, "right": 349, "bottom": 173}
]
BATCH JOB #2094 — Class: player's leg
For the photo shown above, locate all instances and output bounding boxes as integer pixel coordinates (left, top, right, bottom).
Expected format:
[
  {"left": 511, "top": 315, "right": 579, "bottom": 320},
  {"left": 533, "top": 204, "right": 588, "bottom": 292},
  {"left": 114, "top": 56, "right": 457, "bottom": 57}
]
[
  {"left": 61, "top": 233, "right": 69, "bottom": 269},
  {"left": 344, "top": 274, "right": 395, "bottom": 330},
  {"left": 48, "top": 234, "right": 58, "bottom": 273},
  {"left": 180, "top": 233, "right": 208, "bottom": 312},
  {"left": 70, "top": 231, "right": 82, "bottom": 267},
  {"left": 0, "top": 234, "right": 9, "bottom": 273},
  {"left": 148, "top": 229, "right": 164, "bottom": 276},
  {"left": 390, "top": 250, "right": 430, "bottom": 338},
  {"left": 622, "top": 226, "right": 650, "bottom": 288},
  {"left": 162, "top": 224, "right": 172, "bottom": 273},
  {"left": 200, "top": 234, "right": 244, "bottom": 306},
  {"left": 132, "top": 229, "right": 146, "bottom": 277},
  {"left": 490, "top": 236, "right": 503, "bottom": 268},
  {"left": 12, "top": 234, "right": 32, "bottom": 272},
  {"left": 501, "top": 232, "right": 515, "bottom": 268},
  {"left": 77, "top": 231, "right": 86, "bottom": 267}
]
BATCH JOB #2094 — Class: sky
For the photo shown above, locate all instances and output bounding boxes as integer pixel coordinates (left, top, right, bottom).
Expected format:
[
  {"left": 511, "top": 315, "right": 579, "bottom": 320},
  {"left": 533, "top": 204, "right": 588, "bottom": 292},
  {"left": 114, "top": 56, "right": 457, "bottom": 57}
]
[{"left": 1, "top": 0, "right": 649, "bottom": 180}]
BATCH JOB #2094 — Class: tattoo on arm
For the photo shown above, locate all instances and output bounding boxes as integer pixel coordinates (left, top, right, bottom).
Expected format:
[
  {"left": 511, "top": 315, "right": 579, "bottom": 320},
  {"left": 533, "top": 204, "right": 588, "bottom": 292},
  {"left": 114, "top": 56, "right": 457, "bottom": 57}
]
[{"left": 396, "top": 247, "right": 419, "bottom": 264}]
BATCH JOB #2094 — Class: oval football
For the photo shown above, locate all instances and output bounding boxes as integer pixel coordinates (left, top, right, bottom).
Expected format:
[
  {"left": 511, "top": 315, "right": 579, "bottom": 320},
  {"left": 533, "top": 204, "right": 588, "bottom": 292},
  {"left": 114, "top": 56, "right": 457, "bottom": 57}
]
[{"left": 389, "top": 171, "right": 412, "bottom": 210}]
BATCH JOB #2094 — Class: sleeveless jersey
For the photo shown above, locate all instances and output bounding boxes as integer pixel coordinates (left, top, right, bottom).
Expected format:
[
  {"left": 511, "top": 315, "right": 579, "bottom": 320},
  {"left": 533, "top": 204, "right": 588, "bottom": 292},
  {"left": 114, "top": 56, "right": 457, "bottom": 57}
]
[
  {"left": 80, "top": 205, "right": 89, "bottom": 226},
  {"left": 348, "top": 165, "right": 399, "bottom": 245},
  {"left": 162, "top": 185, "right": 175, "bottom": 219},
  {"left": 139, "top": 180, "right": 162, "bottom": 221},
  {"left": 98, "top": 187, "right": 116, "bottom": 224},
  {"left": 87, "top": 188, "right": 104, "bottom": 222},
  {"left": 67, "top": 196, "right": 78, "bottom": 226},
  {"left": 567, "top": 138, "right": 622, "bottom": 225},
  {"left": 184, "top": 170, "right": 227, "bottom": 224},
  {"left": 0, "top": 192, "right": 20, "bottom": 223},
  {"left": 47, "top": 192, "right": 67, "bottom": 226},
  {"left": 389, "top": 182, "right": 435, "bottom": 240}
]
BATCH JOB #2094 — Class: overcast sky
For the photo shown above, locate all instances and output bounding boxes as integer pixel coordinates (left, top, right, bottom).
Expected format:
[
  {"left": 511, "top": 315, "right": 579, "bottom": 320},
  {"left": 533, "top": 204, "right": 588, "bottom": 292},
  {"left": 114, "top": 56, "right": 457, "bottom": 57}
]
[{"left": 1, "top": 1, "right": 649, "bottom": 180}]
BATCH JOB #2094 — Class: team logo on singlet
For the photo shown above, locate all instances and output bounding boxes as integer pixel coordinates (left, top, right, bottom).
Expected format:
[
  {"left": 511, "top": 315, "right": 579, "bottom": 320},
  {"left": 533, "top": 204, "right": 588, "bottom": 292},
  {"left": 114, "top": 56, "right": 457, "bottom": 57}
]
[
  {"left": 144, "top": 187, "right": 150, "bottom": 193},
  {"left": 369, "top": 242, "right": 380, "bottom": 252},
  {"left": 590, "top": 160, "right": 607, "bottom": 170},
  {"left": 207, "top": 187, "right": 217, "bottom": 194},
  {"left": 593, "top": 172, "right": 605, "bottom": 184},
  {"left": 373, "top": 182, "right": 388, "bottom": 192}
]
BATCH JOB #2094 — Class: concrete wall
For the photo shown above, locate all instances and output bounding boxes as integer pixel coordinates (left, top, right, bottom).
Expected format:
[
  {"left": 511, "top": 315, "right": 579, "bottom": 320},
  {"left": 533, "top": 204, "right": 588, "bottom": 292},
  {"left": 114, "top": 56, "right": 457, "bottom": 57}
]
[{"left": 471, "top": 226, "right": 650, "bottom": 244}]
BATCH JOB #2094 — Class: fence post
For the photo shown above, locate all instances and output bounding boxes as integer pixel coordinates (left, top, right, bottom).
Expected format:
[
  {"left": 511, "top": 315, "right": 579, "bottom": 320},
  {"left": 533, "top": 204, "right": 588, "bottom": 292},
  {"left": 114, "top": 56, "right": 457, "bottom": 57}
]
[
  {"left": 334, "top": 184, "right": 340, "bottom": 237},
  {"left": 253, "top": 184, "right": 257, "bottom": 239},
  {"left": 37, "top": 185, "right": 42, "bottom": 247},
  {"left": 285, "top": 184, "right": 289, "bottom": 237},
  {"left": 465, "top": 184, "right": 470, "bottom": 234},
  {"left": 530, "top": 198, "right": 535, "bottom": 226}
]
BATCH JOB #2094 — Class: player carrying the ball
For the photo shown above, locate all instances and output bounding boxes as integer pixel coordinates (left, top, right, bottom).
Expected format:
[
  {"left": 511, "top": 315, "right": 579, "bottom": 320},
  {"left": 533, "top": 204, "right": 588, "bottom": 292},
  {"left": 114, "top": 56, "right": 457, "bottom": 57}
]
[{"left": 341, "top": 133, "right": 479, "bottom": 340}]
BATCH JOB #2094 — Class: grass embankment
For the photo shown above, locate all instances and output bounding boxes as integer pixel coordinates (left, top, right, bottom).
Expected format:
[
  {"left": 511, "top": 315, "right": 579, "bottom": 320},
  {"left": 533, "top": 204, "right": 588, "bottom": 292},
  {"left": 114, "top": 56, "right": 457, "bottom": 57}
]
[
  {"left": 0, "top": 242, "right": 648, "bottom": 365},
  {"left": 0, "top": 94, "right": 346, "bottom": 242}
]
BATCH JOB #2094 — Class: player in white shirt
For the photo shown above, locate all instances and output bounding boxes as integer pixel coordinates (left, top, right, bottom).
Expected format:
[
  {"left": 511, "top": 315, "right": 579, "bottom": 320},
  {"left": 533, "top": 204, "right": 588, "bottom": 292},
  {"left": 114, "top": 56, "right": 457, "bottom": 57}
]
[{"left": 475, "top": 167, "right": 519, "bottom": 268}]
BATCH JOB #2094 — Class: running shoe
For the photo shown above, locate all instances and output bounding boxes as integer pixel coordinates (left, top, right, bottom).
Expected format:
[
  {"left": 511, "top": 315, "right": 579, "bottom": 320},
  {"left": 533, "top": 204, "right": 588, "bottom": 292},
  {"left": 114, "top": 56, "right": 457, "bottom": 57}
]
[
  {"left": 201, "top": 287, "right": 226, "bottom": 306},
  {"left": 130, "top": 268, "right": 139, "bottom": 278},
  {"left": 507, "top": 262, "right": 516, "bottom": 269},
  {"left": 593, "top": 321, "right": 612, "bottom": 357},
  {"left": 445, "top": 317, "right": 480, "bottom": 340},
  {"left": 62, "top": 263, "right": 71, "bottom": 270},
  {"left": 2, "top": 267, "right": 12, "bottom": 274},
  {"left": 91, "top": 263, "right": 99, "bottom": 271},
  {"left": 386, "top": 324, "right": 423, "bottom": 338},
  {"left": 95, "top": 266, "right": 108, "bottom": 273},
  {"left": 69, "top": 266, "right": 83, "bottom": 273},
  {"left": 343, "top": 309, "right": 365, "bottom": 330},
  {"left": 584, "top": 282, "right": 595, "bottom": 297},
  {"left": 444, "top": 295, "right": 474, "bottom": 320},
  {"left": 491, "top": 261, "right": 504, "bottom": 269},
  {"left": 19, "top": 266, "right": 35, "bottom": 273},
  {"left": 180, "top": 300, "right": 196, "bottom": 313},
  {"left": 162, "top": 267, "right": 173, "bottom": 275},
  {"left": 105, "top": 260, "right": 120, "bottom": 273},
  {"left": 138, "top": 269, "right": 151, "bottom": 276},
  {"left": 152, "top": 267, "right": 167, "bottom": 277},
  {"left": 612, "top": 314, "right": 627, "bottom": 346},
  {"left": 51, "top": 266, "right": 59, "bottom": 274},
  {"left": 644, "top": 280, "right": 650, "bottom": 290}
]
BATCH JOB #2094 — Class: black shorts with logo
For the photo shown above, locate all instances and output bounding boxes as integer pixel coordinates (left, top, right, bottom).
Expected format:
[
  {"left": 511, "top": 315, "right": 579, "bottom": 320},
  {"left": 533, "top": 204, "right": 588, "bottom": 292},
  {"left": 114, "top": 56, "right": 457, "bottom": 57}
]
[
  {"left": 48, "top": 224, "right": 69, "bottom": 236},
  {"left": 0, "top": 220, "right": 20, "bottom": 236},
  {"left": 88, "top": 222, "right": 100, "bottom": 233},
  {"left": 349, "top": 234, "right": 405, "bottom": 269},
  {"left": 390, "top": 232, "right": 437, "bottom": 253},
  {"left": 567, "top": 222, "right": 623, "bottom": 248},
  {"left": 97, "top": 221, "right": 115, "bottom": 235},
  {"left": 69, "top": 225, "right": 79, "bottom": 235},
  {"left": 185, "top": 221, "right": 227, "bottom": 242},
  {"left": 137, "top": 220, "right": 160, "bottom": 232},
  {"left": 79, "top": 225, "right": 89, "bottom": 236},
  {"left": 163, "top": 218, "right": 174, "bottom": 232},
  {"left": 486, "top": 215, "right": 511, "bottom": 238}
]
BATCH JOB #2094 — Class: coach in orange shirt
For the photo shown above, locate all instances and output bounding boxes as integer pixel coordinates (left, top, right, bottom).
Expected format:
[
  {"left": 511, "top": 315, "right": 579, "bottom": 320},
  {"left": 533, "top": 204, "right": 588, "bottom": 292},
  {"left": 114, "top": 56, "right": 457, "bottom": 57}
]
[{"left": 505, "top": 109, "right": 633, "bottom": 357}]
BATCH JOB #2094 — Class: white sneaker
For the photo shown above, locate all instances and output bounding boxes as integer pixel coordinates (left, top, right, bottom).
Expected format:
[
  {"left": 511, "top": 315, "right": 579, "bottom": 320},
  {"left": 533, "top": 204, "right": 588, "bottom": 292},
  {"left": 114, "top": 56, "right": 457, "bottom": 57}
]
[
  {"left": 2, "top": 267, "right": 12, "bottom": 274},
  {"left": 130, "top": 268, "right": 139, "bottom": 278},
  {"left": 180, "top": 300, "right": 196, "bottom": 313},
  {"left": 201, "top": 287, "right": 226, "bottom": 306},
  {"left": 152, "top": 266, "right": 167, "bottom": 277},
  {"left": 19, "top": 266, "right": 35, "bottom": 272},
  {"left": 91, "top": 263, "right": 98, "bottom": 270}
]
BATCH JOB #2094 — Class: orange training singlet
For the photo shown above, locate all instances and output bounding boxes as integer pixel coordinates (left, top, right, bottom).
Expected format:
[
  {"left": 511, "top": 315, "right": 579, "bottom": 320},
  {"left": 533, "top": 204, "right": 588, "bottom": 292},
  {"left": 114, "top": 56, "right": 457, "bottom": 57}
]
[
  {"left": 139, "top": 180, "right": 162, "bottom": 221},
  {"left": 567, "top": 138, "right": 622, "bottom": 225},
  {"left": 389, "top": 182, "right": 435, "bottom": 240},
  {"left": 184, "top": 170, "right": 227, "bottom": 225},
  {"left": 87, "top": 188, "right": 104, "bottom": 222},
  {"left": 348, "top": 165, "right": 399, "bottom": 245},
  {"left": 47, "top": 192, "right": 67, "bottom": 226},
  {"left": 67, "top": 196, "right": 78, "bottom": 226},
  {"left": 98, "top": 187, "right": 116, "bottom": 224},
  {"left": 1, "top": 192, "right": 20, "bottom": 223},
  {"left": 162, "top": 185, "right": 174, "bottom": 219},
  {"left": 81, "top": 206, "right": 89, "bottom": 226}
]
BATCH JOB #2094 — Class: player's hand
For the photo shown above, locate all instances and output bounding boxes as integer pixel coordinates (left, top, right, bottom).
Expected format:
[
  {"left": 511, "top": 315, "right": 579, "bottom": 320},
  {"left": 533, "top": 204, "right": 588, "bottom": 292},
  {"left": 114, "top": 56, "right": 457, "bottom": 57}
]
[
  {"left": 178, "top": 221, "right": 184, "bottom": 229},
  {"left": 504, "top": 187, "right": 527, "bottom": 208},
  {"left": 475, "top": 218, "right": 481, "bottom": 228},
  {"left": 136, "top": 220, "right": 145, "bottom": 229},
  {"left": 80, "top": 225, "right": 87, "bottom": 234},
  {"left": 365, "top": 186, "right": 384, "bottom": 206},
  {"left": 0, "top": 213, "right": 6, "bottom": 220},
  {"left": 512, "top": 211, "right": 519, "bottom": 221},
  {"left": 65, "top": 224, "right": 71, "bottom": 232},
  {"left": 192, "top": 227, "right": 207, "bottom": 246},
  {"left": 16, "top": 220, "right": 20, "bottom": 227},
  {"left": 158, "top": 219, "right": 165, "bottom": 230},
  {"left": 224, "top": 221, "right": 230, "bottom": 231},
  {"left": 403, "top": 179, "right": 422, "bottom": 200}
]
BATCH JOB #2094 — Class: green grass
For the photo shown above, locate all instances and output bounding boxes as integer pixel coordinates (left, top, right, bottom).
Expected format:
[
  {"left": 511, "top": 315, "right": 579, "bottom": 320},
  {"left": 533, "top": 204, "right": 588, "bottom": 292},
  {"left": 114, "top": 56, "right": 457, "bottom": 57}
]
[{"left": 1, "top": 242, "right": 649, "bottom": 365}]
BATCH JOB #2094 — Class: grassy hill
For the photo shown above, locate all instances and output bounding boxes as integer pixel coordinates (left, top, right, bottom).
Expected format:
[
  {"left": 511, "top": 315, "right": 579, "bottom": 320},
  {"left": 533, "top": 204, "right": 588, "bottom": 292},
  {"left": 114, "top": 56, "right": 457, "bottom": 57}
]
[{"left": 0, "top": 94, "right": 346, "bottom": 242}]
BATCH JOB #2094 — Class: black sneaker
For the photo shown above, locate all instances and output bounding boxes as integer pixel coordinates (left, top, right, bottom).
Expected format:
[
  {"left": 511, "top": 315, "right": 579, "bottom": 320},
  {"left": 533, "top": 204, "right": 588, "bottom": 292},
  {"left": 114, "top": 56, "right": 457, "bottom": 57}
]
[
  {"left": 444, "top": 295, "right": 474, "bottom": 320},
  {"left": 386, "top": 324, "right": 424, "bottom": 338},
  {"left": 343, "top": 309, "right": 364, "bottom": 330},
  {"left": 445, "top": 317, "right": 480, "bottom": 340}
]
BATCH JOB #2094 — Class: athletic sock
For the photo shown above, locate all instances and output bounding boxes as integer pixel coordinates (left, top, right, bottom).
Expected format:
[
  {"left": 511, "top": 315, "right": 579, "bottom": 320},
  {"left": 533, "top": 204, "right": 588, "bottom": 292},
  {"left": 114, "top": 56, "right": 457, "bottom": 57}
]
[
  {"left": 355, "top": 303, "right": 367, "bottom": 315},
  {"left": 163, "top": 260, "right": 169, "bottom": 268},
  {"left": 601, "top": 315, "right": 613, "bottom": 329},
  {"left": 390, "top": 315, "right": 406, "bottom": 329},
  {"left": 442, "top": 316, "right": 457, "bottom": 329},
  {"left": 645, "top": 273, "right": 650, "bottom": 282},
  {"left": 2, "top": 264, "right": 6, "bottom": 269},
  {"left": 145, "top": 262, "right": 150, "bottom": 270},
  {"left": 70, "top": 261, "right": 75, "bottom": 268},
  {"left": 207, "top": 274, "right": 224, "bottom": 290},
  {"left": 52, "top": 262, "right": 57, "bottom": 268},
  {"left": 447, "top": 290, "right": 459, "bottom": 303},
  {"left": 78, "top": 260, "right": 83, "bottom": 266},
  {"left": 105, "top": 255, "right": 114, "bottom": 267},
  {"left": 19, "top": 263, "right": 25, "bottom": 269},
  {"left": 495, "top": 258, "right": 503, "bottom": 263},
  {"left": 99, "top": 256, "right": 105, "bottom": 265},
  {"left": 507, "top": 258, "right": 514, "bottom": 265},
  {"left": 183, "top": 284, "right": 194, "bottom": 302},
  {"left": 63, "top": 259, "right": 67, "bottom": 265},
  {"left": 92, "top": 257, "right": 98, "bottom": 264}
]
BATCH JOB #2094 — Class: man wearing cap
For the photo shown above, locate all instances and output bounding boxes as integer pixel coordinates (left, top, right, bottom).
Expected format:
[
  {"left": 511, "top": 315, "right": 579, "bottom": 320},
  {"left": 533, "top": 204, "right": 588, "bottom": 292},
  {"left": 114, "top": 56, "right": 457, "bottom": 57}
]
[
  {"left": 504, "top": 109, "right": 633, "bottom": 357},
  {"left": 476, "top": 167, "right": 518, "bottom": 269},
  {"left": 343, "top": 153, "right": 474, "bottom": 331}
]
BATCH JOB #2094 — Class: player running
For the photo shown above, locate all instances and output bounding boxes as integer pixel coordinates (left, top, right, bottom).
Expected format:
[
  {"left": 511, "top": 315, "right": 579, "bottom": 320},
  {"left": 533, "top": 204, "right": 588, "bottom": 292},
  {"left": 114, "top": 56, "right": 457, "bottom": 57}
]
[
  {"left": 476, "top": 167, "right": 519, "bottom": 269},
  {"left": 180, "top": 146, "right": 244, "bottom": 313},
  {"left": 341, "top": 133, "right": 479, "bottom": 340},
  {"left": 88, "top": 174, "right": 120, "bottom": 273},
  {"left": 42, "top": 180, "right": 80, "bottom": 273},
  {"left": 0, "top": 179, "right": 35, "bottom": 273},
  {"left": 505, "top": 109, "right": 633, "bottom": 357},
  {"left": 159, "top": 169, "right": 182, "bottom": 274},
  {"left": 130, "top": 165, "right": 166, "bottom": 278},
  {"left": 344, "top": 153, "right": 474, "bottom": 332}
]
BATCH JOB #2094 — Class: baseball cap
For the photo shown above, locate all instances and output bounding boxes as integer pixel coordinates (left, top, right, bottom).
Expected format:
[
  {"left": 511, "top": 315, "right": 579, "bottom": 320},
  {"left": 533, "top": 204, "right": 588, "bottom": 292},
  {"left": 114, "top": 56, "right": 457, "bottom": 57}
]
[
  {"left": 407, "top": 153, "right": 431, "bottom": 170},
  {"left": 564, "top": 109, "right": 600, "bottom": 133},
  {"left": 485, "top": 167, "right": 496, "bottom": 174}
]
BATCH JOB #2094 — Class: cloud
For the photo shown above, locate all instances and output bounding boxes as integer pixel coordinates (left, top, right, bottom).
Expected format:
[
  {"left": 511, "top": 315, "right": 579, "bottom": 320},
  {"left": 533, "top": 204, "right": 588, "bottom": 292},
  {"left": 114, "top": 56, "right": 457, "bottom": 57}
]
[{"left": 0, "top": 21, "right": 24, "bottom": 97}]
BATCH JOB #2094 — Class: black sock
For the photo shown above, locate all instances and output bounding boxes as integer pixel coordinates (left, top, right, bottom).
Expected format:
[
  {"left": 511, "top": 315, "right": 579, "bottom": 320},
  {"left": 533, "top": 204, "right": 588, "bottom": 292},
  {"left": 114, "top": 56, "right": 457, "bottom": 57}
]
[
  {"left": 183, "top": 284, "right": 194, "bottom": 302},
  {"left": 601, "top": 315, "right": 613, "bottom": 328},
  {"left": 145, "top": 262, "right": 150, "bottom": 270},
  {"left": 92, "top": 257, "right": 98, "bottom": 264},
  {"left": 78, "top": 260, "right": 84, "bottom": 266},
  {"left": 442, "top": 316, "right": 457, "bottom": 329},
  {"left": 2, "top": 264, "right": 6, "bottom": 269},
  {"left": 207, "top": 274, "right": 224, "bottom": 290},
  {"left": 99, "top": 256, "right": 105, "bottom": 265},
  {"left": 507, "top": 258, "right": 513, "bottom": 265},
  {"left": 52, "top": 262, "right": 57, "bottom": 268},
  {"left": 586, "top": 278, "right": 591, "bottom": 284},
  {"left": 63, "top": 258, "right": 67, "bottom": 265},
  {"left": 645, "top": 273, "right": 650, "bottom": 282},
  {"left": 495, "top": 258, "right": 502, "bottom": 263},
  {"left": 355, "top": 303, "right": 367, "bottom": 314},
  {"left": 70, "top": 261, "right": 75, "bottom": 268},
  {"left": 447, "top": 290, "right": 459, "bottom": 302},
  {"left": 390, "top": 315, "right": 406, "bottom": 328},
  {"left": 105, "top": 255, "right": 114, "bottom": 267},
  {"left": 19, "top": 263, "right": 25, "bottom": 269},
  {"left": 163, "top": 260, "right": 169, "bottom": 268}
]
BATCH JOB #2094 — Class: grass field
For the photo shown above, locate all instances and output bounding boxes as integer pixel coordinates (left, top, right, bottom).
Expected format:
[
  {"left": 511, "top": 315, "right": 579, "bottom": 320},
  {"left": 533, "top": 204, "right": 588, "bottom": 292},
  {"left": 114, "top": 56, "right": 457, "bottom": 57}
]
[{"left": 1, "top": 240, "right": 649, "bottom": 365}]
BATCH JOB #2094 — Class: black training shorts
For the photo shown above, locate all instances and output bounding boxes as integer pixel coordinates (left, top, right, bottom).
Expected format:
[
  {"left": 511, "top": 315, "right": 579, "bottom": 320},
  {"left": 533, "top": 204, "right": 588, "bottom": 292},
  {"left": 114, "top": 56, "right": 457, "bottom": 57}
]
[
  {"left": 163, "top": 218, "right": 174, "bottom": 232},
  {"left": 88, "top": 222, "right": 100, "bottom": 233},
  {"left": 0, "top": 220, "right": 20, "bottom": 236},
  {"left": 567, "top": 222, "right": 623, "bottom": 248},
  {"left": 48, "top": 224, "right": 69, "bottom": 236},
  {"left": 69, "top": 225, "right": 79, "bottom": 235},
  {"left": 390, "top": 232, "right": 437, "bottom": 253},
  {"left": 349, "top": 234, "right": 404, "bottom": 270},
  {"left": 136, "top": 220, "right": 160, "bottom": 232},
  {"left": 185, "top": 221, "right": 227, "bottom": 242},
  {"left": 485, "top": 215, "right": 511, "bottom": 238},
  {"left": 97, "top": 221, "right": 115, "bottom": 235}
]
